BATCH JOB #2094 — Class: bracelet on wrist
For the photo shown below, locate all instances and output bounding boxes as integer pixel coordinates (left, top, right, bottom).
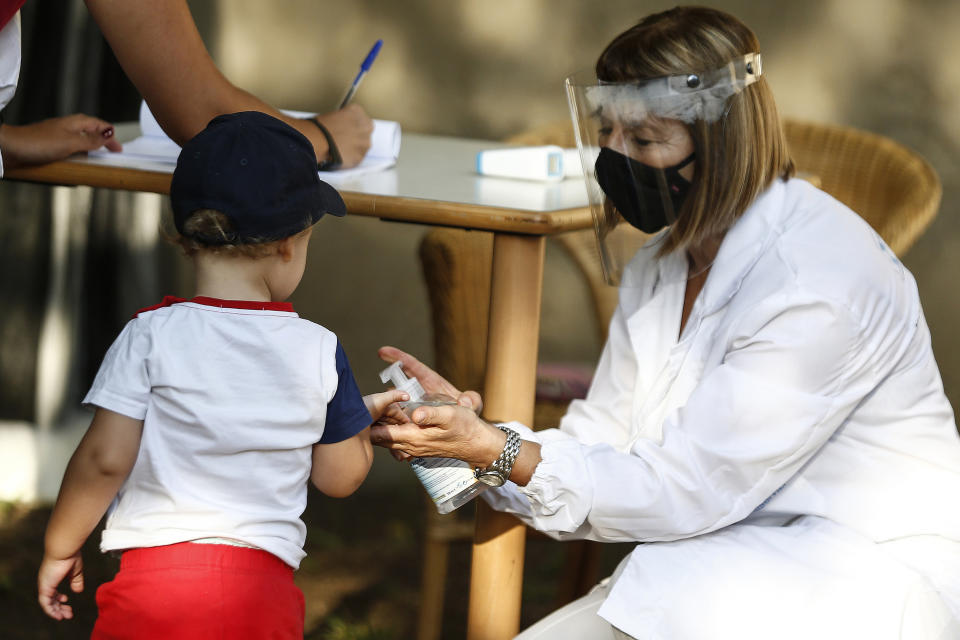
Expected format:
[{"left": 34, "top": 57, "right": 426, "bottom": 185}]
[{"left": 303, "top": 117, "right": 342, "bottom": 171}]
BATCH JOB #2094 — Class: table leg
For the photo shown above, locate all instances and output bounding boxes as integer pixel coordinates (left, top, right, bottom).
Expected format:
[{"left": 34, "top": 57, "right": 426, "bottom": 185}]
[{"left": 467, "top": 233, "right": 545, "bottom": 640}]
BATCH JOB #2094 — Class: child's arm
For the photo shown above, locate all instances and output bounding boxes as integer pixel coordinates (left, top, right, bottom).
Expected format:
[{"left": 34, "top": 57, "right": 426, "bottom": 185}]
[
  {"left": 37, "top": 408, "right": 143, "bottom": 620},
  {"left": 310, "top": 390, "right": 407, "bottom": 497},
  {"left": 311, "top": 428, "right": 374, "bottom": 498}
]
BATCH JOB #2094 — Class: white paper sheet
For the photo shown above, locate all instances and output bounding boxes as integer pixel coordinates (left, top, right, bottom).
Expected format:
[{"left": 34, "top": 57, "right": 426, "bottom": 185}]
[{"left": 90, "top": 101, "right": 401, "bottom": 178}]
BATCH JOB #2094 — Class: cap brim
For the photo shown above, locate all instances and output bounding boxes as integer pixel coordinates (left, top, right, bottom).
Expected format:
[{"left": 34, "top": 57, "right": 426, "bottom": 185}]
[{"left": 316, "top": 177, "right": 348, "bottom": 217}]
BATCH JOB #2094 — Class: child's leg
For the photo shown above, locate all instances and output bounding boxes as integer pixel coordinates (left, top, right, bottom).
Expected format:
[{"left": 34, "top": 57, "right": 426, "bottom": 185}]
[{"left": 92, "top": 542, "right": 304, "bottom": 640}]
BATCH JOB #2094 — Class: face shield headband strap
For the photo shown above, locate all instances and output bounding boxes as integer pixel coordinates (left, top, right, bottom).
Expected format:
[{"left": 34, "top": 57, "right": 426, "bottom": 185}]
[
  {"left": 666, "top": 52, "right": 760, "bottom": 94},
  {"left": 583, "top": 52, "right": 763, "bottom": 124}
]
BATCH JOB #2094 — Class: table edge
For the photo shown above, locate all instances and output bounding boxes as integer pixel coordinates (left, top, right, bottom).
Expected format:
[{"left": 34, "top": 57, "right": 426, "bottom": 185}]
[{"left": 6, "top": 162, "right": 593, "bottom": 235}]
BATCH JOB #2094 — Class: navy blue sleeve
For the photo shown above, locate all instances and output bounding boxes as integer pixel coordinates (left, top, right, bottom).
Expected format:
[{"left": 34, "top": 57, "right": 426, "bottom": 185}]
[{"left": 319, "top": 341, "right": 373, "bottom": 444}]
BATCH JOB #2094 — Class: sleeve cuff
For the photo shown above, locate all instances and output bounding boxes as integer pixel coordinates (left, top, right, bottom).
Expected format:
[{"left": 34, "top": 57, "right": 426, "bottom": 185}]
[
  {"left": 480, "top": 421, "right": 592, "bottom": 536},
  {"left": 518, "top": 437, "right": 593, "bottom": 534},
  {"left": 82, "top": 389, "right": 148, "bottom": 421}
]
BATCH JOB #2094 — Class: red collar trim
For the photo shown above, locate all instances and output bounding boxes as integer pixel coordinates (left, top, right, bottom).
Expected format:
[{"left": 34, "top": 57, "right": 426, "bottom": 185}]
[
  {"left": 134, "top": 296, "right": 294, "bottom": 317},
  {"left": 0, "top": 1, "right": 27, "bottom": 32}
]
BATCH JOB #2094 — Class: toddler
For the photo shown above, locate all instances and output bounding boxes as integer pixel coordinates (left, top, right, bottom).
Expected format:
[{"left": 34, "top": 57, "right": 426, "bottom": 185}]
[{"left": 36, "top": 111, "right": 405, "bottom": 638}]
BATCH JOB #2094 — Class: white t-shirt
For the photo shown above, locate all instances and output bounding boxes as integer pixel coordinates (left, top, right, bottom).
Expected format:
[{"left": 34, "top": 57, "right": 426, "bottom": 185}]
[
  {"left": 0, "top": 10, "right": 22, "bottom": 178},
  {"left": 83, "top": 296, "right": 372, "bottom": 568}
]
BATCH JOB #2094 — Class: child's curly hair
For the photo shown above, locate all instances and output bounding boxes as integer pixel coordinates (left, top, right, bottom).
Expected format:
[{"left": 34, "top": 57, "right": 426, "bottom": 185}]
[{"left": 172, "top": 209, "right": 310, "bottom": 258}]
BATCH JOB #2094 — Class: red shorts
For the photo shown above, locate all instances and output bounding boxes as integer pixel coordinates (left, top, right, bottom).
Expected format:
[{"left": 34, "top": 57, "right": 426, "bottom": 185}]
[{"left": 92, "top": 542, "right": 305, "bottom": 639}]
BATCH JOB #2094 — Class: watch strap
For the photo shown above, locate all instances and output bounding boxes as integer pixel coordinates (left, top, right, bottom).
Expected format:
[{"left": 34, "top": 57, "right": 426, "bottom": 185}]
[{"left": 476, "top": 425, "right": 521, "bottom": 484}]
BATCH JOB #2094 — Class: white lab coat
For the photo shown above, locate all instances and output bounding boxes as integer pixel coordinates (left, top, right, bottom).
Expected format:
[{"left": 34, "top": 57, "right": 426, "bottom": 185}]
[{"left": 485, "top": 178, "right": 960, "bottom": 638}]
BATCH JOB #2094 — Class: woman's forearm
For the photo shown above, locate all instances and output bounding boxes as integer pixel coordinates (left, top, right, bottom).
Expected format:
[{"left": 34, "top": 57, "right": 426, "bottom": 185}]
[
  {"left": 507, "top": 440, "right": 542, "bottom": 487},
  {"left": 84, "top": 0, "right": 239, "bottom": 144},
  {"left": 83, "top": 0, "right": 339, "bottom": 162}
]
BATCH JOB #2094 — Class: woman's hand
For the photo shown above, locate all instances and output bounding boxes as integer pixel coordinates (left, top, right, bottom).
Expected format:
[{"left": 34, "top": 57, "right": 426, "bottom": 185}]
[
  {"left": 0, "top": 114, "right": 122, "bottom": 170},
  {"left": 371, "top": 403, "right": 505, "bottom": 469},
  {"left": 37, "top": 552, "right": 84, "bottom": 621},
  {"left": 378, "top": 346, "right": 483, "bottom": 413},
  {"left": 312, "top": 104, "right": 373, "bottom": 168},
  {"left": 372, "top": 403, "right": 543, "bottom": 485}
]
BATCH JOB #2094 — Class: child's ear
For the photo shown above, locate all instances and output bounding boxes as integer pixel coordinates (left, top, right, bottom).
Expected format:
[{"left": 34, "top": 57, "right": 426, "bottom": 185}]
[{"left": 275, "top": 237, "right": 295, "bottom": 262}]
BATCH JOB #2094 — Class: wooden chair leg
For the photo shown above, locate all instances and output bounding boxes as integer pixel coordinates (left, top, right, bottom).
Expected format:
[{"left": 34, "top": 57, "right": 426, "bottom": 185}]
[
  {"left": 418, "top": 496, "right": 476, "bottom": 640},
  {"left": 574, "top": 542, "right": 603, "bottom": 599},
  {"left": 417, "top": 528, "right": 450, "bottom": 640},
  {"left": 552, "top": 540, "right": 601, "bottom": 608}
]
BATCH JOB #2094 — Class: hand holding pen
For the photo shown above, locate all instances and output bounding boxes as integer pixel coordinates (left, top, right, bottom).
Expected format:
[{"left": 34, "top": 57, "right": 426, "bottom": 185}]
[
  {"left": 340, "top": 39, "right": 383, "bottom": 108},
  {"left": 305, "top": 40, "right": 381, "bottom": 170}
]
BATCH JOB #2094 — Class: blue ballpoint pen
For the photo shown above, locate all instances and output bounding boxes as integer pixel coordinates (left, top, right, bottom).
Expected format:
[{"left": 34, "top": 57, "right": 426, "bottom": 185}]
[{"left": 338, "top": 40, "right": 383, "bottom": 109}]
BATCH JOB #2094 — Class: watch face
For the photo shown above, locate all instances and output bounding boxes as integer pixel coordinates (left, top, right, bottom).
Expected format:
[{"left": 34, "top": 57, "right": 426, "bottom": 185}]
[{"left": 477, "top": 471, "right": 506, "bottom": 487}]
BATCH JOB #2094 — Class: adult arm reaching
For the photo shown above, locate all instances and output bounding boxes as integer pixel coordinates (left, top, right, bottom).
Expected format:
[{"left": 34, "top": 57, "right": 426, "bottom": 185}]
[{"left": 83, "top": 0, "right": 373, "bottom": 167}]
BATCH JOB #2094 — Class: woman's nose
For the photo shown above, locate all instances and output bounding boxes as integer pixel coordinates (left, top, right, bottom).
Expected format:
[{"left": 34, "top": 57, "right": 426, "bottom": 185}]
[{"left": 605, "top": 124, "right": 627, "bottom": 152}]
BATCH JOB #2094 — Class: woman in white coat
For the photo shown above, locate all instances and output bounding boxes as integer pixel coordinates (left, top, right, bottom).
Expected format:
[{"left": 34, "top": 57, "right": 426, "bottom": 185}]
[{"left": 373, "top": 7, "right": 960, "bottom": 639}]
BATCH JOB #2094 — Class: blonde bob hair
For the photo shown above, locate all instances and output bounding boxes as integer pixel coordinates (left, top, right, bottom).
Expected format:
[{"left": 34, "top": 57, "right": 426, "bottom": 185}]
[{"left": 597, "top": 6, "right": 795, "bottom": 255}]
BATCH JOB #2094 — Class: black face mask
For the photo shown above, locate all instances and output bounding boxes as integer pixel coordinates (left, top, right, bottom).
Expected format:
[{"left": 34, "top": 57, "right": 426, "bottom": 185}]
[{"left": 594, "top": 147, "right": 695, "bottom": 233}]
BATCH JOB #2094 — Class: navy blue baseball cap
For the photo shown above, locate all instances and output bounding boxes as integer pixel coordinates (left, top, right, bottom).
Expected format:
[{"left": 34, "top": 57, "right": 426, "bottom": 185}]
[{"left": 171, "top": 111, "right": 346, "bottom": 244}]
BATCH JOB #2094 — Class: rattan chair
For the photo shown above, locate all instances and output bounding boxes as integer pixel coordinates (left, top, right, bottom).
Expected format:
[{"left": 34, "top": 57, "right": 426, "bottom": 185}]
[
  {"left": 782, "top": 120, "right": 941, "bottom": 255},
  {"left": 413, "top": 119, "right": 941, "bottom": 640}
]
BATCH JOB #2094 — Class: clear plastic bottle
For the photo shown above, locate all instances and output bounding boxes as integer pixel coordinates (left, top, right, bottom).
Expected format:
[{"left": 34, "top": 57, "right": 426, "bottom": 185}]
[{"left": 379, "top": 362, "right": 488, "bottom": 513}]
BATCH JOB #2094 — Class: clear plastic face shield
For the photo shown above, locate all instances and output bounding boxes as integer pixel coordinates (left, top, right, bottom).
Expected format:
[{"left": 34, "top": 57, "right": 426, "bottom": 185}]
[{"left": 565, "top": 53, "right": 762, "bottom": 285}]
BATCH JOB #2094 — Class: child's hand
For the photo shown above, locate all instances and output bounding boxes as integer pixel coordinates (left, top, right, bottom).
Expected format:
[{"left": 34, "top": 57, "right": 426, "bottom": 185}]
[
  {"left": 363, "top": 389, "right": 410, "bottom": 424},
  {"left": 37, "top": 552, "right": 85, "bottom": 620}
]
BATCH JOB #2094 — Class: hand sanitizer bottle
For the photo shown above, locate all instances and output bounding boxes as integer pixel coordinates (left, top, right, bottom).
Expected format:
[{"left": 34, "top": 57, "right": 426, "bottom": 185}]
[{"left": 379, "top": 362, "right": 488, "bottom": 514}]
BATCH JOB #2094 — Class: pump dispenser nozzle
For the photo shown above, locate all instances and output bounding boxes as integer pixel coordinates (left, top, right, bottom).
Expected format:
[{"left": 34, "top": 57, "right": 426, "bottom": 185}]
[
  {"left": 377, "top": 360, "right": 487, "bottom": 514},
  {"left": 379, "top": 361, "right": 425, "bottom": 403}
]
